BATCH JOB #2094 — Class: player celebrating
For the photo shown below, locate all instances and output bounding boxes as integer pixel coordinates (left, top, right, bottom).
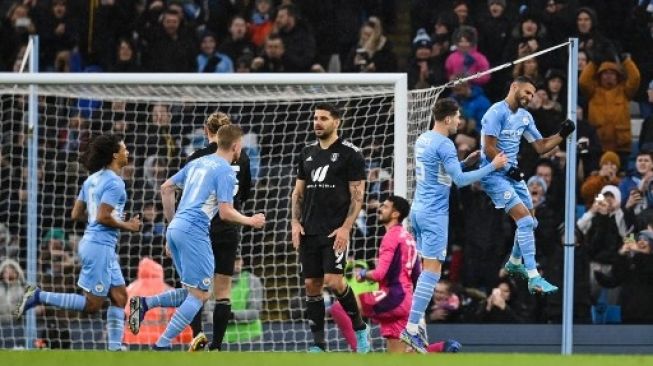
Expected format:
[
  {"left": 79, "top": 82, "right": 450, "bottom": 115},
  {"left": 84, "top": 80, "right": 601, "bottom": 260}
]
[
  {"left": 333, "top": 195, "right": 462, "bottom": 353},
  {"left": 185, "top": 112, "right": 252, "bottom": 351},
  {"left": 291, "top": 103, "right": 370, "bottom": 353},
  {"left": 479, "top": 76, "right": 574, "bottom": 294},
  {"left": 15, "top": 134, "right": 141, "bottom": 351},
  {"left": 128, "top": 125, "right": 265, "bottom": 350},
  {"left": 401, "top": 98, "right": 508, "bottom": 353}
]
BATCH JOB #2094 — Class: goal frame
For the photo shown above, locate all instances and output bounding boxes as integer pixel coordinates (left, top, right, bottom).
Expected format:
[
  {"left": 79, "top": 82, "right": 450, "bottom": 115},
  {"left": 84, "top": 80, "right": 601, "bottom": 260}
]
[{"left": 0, "top": 66, "right": 408, "bottom": 349}]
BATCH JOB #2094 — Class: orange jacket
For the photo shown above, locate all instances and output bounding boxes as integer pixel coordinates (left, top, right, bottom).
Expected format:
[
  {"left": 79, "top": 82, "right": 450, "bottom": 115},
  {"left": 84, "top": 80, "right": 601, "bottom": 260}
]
[
  {"left": 579, "top": 59, "right": 641, "bottom": 153},
  {"left": 580, "top": 174, "right": 621, "bottom": 208},
  {"left": 123, "top": 258, "right": 193, "bottom": 344}
]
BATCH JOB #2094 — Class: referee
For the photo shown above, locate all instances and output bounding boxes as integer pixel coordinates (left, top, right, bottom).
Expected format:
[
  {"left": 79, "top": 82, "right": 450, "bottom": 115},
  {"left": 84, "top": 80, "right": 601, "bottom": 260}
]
[
  {"left": 291, "top": 103, "right": 370, "bottom": 353},
  {"left": 186, "top": 112, "right": 252, "bottom": 351}
]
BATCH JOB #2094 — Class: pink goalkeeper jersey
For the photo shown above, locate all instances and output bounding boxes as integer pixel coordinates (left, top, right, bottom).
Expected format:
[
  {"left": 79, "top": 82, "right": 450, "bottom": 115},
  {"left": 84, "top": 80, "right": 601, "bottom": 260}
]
[{"left": 368, "top": 224, "right": 420, "bottom": 311}]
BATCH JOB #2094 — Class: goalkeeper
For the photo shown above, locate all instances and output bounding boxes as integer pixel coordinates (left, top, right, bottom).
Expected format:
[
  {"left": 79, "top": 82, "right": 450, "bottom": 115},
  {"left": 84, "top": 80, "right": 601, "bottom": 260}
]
[
  {"left": 330, "top": 196, "right": 461, "bottom": 353},
  {"left": 479, "top": 76, "right": 575, "bottom": 295}
]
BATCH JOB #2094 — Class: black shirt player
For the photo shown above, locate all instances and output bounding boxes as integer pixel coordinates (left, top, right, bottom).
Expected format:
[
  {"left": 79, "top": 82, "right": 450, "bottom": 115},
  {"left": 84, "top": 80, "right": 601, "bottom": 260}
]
[
  {"left": 186, "top": 112, "right": 252, "bottom": 351},
  {"left": 291, "top": 103, "right": 370, "bottom": 352}
]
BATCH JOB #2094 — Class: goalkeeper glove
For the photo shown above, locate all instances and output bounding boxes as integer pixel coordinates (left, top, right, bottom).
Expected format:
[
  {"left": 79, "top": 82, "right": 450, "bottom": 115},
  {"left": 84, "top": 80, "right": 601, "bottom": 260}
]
[
  {"left": 506, "top": 166, "right": 524, "bottom": 181},
  {"left": 558, "top": 119, "right": 576, "bottom": 139}
]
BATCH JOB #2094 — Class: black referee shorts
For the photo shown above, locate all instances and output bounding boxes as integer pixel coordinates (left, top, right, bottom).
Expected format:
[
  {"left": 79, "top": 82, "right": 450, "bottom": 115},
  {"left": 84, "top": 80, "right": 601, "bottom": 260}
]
[
  {"left": 210, "top": 226, "right": 240, "bottom": 276},
  {"left": 299, "top": 235, "right": 347, "bottom": 278}
]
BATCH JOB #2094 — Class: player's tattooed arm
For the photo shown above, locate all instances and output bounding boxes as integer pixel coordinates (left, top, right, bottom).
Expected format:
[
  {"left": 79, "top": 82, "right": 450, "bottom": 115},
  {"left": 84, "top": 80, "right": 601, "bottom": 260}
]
[
  {"left": 291, "top": 179, "right": 305, "bottom": 224},
  {"left": 344, "top": 180, "right": 365, "bottom": 229}
]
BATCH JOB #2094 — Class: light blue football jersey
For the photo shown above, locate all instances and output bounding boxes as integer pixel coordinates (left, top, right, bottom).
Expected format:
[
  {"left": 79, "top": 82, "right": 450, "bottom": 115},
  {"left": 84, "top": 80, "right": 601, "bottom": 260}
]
[
  {"left": 480, "top": 100, "right": 543, "bottom": 169},
  {"left": 412, "top": 130, "right": 494, "bottom": 214},
  {"left": 77, "top": 169, "right": 126, "bottom": 247},
  {"left": 169, "top": 154, "right": 236, "bottom": 234}
]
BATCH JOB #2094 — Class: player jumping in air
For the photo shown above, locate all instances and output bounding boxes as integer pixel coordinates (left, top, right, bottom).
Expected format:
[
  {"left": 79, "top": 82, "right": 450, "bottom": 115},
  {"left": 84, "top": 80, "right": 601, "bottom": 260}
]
[
  {"left": 128, "top": 125, "right": 265, "bottom": 350},
  {"left": 479, "top": 76, "right": 574, "bottom": 295},
  {"left": 401, "top": 98, "right": 509, "bottom": 353},
  {"left": 15, "top": 134, "right": 142, "bottom": 351}
]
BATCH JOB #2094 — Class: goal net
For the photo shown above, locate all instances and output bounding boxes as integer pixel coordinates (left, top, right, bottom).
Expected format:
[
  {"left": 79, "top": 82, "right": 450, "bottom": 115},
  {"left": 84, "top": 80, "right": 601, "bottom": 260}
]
[{"left": 0, "top": 75, "right": 440, "bottom": 351}]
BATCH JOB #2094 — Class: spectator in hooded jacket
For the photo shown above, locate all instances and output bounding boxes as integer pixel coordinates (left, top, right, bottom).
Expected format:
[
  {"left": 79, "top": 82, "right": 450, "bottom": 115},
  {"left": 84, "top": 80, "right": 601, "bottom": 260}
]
[
  {"left": 196, "top": 32, "right": 234, "bottom": 73},
  {"left": 580, "top": 56, "right": 641, "bottom": 166}
]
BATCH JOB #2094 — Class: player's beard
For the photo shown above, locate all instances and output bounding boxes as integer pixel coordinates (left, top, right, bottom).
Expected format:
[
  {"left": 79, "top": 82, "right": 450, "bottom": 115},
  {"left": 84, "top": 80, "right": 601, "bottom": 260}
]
[
  {"left": 516, "top": 91, "right": 530, "bottom": 108},
  {"left": 315, "top": 127, "right": 334, "bottom": 140}
]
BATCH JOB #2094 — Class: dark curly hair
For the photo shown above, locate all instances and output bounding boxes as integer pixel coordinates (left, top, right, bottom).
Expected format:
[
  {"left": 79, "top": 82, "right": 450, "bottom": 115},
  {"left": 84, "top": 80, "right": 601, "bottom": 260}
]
[{"left": 83, "top": 134, "right": 122, "bottom": 173}]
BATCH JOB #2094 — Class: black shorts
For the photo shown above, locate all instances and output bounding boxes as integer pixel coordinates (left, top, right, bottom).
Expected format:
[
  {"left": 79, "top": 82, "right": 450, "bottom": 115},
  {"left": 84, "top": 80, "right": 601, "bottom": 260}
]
[
  {"left": 299, "top": 235, "right": 347, "bottom": 278},
  {"left": 210, "top": 226, "right": 240, "bottom": 276}
]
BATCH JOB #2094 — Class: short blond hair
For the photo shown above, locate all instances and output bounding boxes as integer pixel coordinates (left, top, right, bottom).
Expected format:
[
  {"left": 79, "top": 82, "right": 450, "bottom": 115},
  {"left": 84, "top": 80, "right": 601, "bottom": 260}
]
[
  {"left": 217, "top": 125, "right": 243, "bottom": 150},
  {"left": 206, "top": 112, "right": 232, "bottom": 134}
]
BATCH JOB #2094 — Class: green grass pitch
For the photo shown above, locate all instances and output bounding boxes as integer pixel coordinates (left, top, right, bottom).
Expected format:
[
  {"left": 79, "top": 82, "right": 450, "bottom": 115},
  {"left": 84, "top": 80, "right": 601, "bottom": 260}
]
[{"left": 3, "top": 351, "right": 652, "bottom": 366}]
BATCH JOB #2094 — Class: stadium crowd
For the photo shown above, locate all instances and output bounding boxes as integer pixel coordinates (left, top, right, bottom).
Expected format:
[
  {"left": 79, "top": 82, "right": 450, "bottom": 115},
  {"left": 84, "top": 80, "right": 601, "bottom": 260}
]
[{"left": 2, "top": 0, "right": 653, "bottom": 348}]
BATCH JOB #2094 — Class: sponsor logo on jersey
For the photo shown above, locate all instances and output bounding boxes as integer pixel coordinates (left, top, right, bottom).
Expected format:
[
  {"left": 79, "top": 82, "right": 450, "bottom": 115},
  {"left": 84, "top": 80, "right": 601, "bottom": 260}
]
[{"left": 311, "top": 165, "right": 330, "bottom": 182}]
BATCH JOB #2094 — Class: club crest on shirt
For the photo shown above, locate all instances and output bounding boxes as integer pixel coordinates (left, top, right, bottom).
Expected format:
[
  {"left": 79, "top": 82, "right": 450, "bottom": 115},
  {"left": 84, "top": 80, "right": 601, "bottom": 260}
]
[
  {"left": 202, "top": 277, "right": 211, "bottom": 287},
  {"left": 523, "top": 116, "right": 529, "bottom": 125},
  {"left": 504, "top": 191, "right": 512, "bottom": 200},
  {"left": 331, "top": 153, "right": 339, "bottom": 162},
  {"left": 95, "top": 284, "right": 104, "bottom": 293}
]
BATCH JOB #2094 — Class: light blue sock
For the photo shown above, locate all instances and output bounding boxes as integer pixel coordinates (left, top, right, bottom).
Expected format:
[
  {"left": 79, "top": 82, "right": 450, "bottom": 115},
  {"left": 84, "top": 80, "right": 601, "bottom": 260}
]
[
  {"left": 155, "top": 294, "right": 203, "bottom": 348},
  {"left": 40, "top": 292, "right": 86, "bottom": 311},
  {"left": 145, "top": 288, "right": 188, "bottom": 309},
  {"left": 516, "top": 216, "right": 537, "bottom": 270},
  {"left": 510, "top": 235, "right": 522, "bottom": 259},
  {"left": 106, "top": 305, "right": 125, "bottom": 351},
  {"left": 407, "top": 270, "right": 440, "bottom": 327}
]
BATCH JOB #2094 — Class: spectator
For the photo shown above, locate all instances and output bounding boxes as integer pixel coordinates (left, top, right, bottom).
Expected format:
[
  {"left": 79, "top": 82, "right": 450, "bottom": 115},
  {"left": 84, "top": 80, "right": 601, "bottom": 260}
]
[
  {"left": 251, "top": 34, "right": 288, "bottom": 73},
  {"left": 450, "top": 0, "right": 473, "bottom": 30},
  {"left": 638, "top": 81, "right": 653, "bottom": 151},
  {"left": 624, "top": 5, "right": 653, "bottom": 120},
  {"left": 512, "top": 54, "right": 542, "bottom": 87},
  {"left": 502, "top": 12, "right": 551, "bottom": 70},
  {"left": 604, "top": 230, "right": 653, "bottom": 323},
  {"left": 344, "top": 16, "right": 397, "bottom": 73},
  {"left": 475, "top": 279, "right": 527, "bottom": 323},
  {"left": 580, "top": 56, "right": 641, "bottom": 166},
  {"left": 109, "top": 38, "right": 141, "bottom": 72},
  {"left": 0, "top": 259, "right": 25, "bottom": 323},
  {"left": 476, "top": 0, "right": 511, "bottom": 101},
  {"left": 249, "top": 0, "right": 274, "bottom": 47},
  {"left": 143, "top": 9, "right": 195, "bottom": 72},
  {"left": 274, "top": 4, "right": 316, "bottom": 72},
  {"left": 37, "top": 0, "right": 78, "bottom": 72},
  {"left": 408, "top": 29, "right": 444, "bottom": 90},
  {"left": 541, "top": 0, "right": 574, "bottom": 45},
  {"left": 450, "top": 78, "right": 490, "bottom": 126},
  {"left": 544, "top": 68, "right": 566, "bottom": 110},
  {"left": 619, "top": 151, "right": 653, "bottom": 209},
  {"left": 528, "top": 176, "right": 562, "bottom": 272},
  {"left": 0, "top": 223, "right": 19, "bottom": 261},
  {"left": 141, "top": 201, "right": 165, "bottom": 239},
  {"left": 222, "top": 256, "right": 264, "bottom": 343},
  {"left": 124, "top": 257, "right": 192, "bottom": 345},
  {"left": 445, "top": 26, "right": 490, "bottom": 86},
  {"left": 91, "top": 0, "right": 135, "bottom": 71},
  {"left": 581, "top": 151, "right": 622, "bottom": 208},
  {"left": 575, "top": 7, "right": 619, "bottom": 64},
  {"left": 196, "top": 32, "right": 234, "bottom": 73},
  {"left": 39, "top": 228, "right": 77, "bottom": 278},
  {"left": 580, "top": 185, "right": 630, "bottom": 304},
  {"left": 218, "top": 15, "right": 256, "bottom": 67},
  {"left": 427, "top": 280, "right": 461, "bottom": 323},
  {"left": 459, "top": 182, "right": 508, "bottom": 291},
  {"left": 533, "top": 159, "right": 565, "bottom": 213},
  {"left": 0, "top": 3, "right": 36, "bottom": 71}
]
